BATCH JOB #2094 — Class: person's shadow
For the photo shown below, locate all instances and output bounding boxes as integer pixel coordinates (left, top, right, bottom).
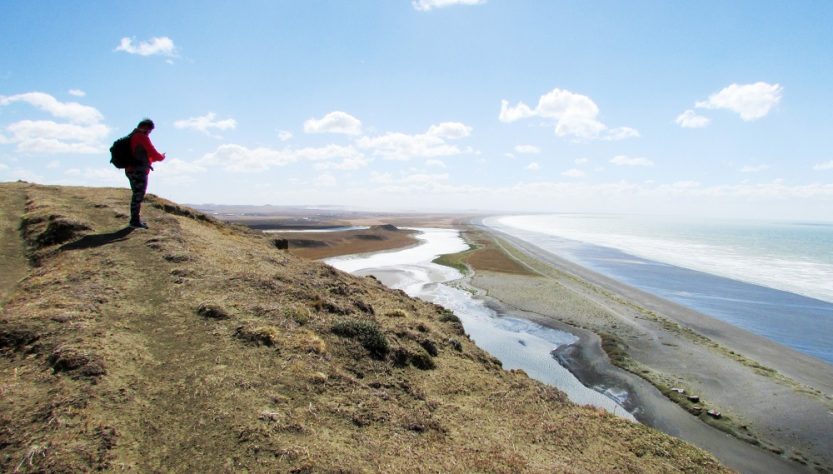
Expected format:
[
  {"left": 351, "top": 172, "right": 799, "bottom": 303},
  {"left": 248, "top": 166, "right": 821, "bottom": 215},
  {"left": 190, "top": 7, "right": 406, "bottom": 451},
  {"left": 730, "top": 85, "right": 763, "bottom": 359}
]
[{"left": 59, "top": 227, "right": 135, "bottom": 251}]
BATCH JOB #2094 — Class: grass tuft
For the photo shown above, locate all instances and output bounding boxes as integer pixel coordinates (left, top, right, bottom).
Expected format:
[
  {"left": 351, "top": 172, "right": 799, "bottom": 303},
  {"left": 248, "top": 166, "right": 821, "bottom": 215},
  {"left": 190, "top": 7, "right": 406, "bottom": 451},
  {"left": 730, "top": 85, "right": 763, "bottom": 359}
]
[
  {"left": 410, "top": 350, "right": 437, "bottom": 370},
  {"left": 331, "top": 319, "right": 389, "bottom": 359},
  {"left": 384, "top": 308, "right": 409, "bottom": 318},
  {"left": 299, "top": 331, "right": 327, "bottom": 354},
  {"left": 48, "top": 345, "right": 106, "bottom": 378},
  {"left": 235, "top": 323, "right": 281, "bottom": 346},
  {"left": 283, "top": 304, "right": 311, "bottom": 325}
]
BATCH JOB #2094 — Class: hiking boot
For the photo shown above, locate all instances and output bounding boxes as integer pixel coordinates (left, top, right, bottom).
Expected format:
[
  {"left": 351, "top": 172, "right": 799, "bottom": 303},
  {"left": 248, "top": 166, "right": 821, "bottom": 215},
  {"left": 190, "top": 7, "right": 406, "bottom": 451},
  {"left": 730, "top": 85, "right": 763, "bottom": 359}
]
[{"left": 130, "top": 221, "right": 149, "bottom": 229}]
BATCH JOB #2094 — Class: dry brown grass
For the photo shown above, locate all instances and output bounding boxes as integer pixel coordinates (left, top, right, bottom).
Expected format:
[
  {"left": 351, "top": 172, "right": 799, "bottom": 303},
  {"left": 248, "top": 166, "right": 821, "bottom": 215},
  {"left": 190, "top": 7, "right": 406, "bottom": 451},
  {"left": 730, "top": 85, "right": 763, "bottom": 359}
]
[
  {"left": 266, "top": 226, "right": 419, "bottom": 259},
  {"left": 0, "top": 182, "right": 727, "bottom": 473},
  {"left": 434, "top": 227, "right": 536, "bottom": 276}
]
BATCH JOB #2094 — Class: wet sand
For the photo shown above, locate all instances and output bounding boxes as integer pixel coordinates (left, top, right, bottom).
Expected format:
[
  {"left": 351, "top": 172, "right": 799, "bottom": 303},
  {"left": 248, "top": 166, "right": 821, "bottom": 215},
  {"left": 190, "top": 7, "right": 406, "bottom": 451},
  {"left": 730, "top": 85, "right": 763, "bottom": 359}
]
[{"left": 468, "top": 224, "right": 833, "bottom": 473}]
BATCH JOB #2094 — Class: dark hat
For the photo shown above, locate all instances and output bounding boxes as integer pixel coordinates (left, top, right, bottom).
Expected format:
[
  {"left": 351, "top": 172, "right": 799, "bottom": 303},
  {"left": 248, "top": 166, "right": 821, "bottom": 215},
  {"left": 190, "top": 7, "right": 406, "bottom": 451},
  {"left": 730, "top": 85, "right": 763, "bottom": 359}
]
[{"left": 137, "top": 118, "right": 155, "bottom": 130}]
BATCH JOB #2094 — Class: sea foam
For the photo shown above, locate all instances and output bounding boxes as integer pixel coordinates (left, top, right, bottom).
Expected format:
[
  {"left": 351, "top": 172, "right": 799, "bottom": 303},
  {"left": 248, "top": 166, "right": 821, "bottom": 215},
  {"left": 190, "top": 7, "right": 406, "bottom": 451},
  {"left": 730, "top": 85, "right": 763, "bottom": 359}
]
[
  {"left": 495, "top": 214, "right": 833, "bottom": 304},
  {"left": 489, "top": 214, "right": 833, "bottom": 364}
]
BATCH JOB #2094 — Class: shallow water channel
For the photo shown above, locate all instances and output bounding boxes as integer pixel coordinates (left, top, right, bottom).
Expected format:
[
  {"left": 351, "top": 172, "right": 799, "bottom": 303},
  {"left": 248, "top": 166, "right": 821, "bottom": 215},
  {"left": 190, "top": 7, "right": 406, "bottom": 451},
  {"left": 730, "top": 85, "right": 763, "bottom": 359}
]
[{"left": 325, "top": 228, "right": 634, "bottom": 420}]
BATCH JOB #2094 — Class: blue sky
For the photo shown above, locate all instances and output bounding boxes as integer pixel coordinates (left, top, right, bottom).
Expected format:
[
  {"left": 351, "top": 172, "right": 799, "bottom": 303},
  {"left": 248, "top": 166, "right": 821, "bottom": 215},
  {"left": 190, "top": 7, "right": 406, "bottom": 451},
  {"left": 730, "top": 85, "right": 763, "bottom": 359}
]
[{"left": 2, "top": 1, "right": 832, "bottom": 219}]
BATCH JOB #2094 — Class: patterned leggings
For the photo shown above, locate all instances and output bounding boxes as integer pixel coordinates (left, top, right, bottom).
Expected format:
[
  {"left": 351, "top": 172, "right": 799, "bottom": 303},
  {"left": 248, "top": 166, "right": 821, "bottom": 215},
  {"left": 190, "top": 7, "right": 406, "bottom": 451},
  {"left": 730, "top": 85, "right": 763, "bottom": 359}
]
[{"left": 125, "top": 169, "right": 148, "bottom": 223}]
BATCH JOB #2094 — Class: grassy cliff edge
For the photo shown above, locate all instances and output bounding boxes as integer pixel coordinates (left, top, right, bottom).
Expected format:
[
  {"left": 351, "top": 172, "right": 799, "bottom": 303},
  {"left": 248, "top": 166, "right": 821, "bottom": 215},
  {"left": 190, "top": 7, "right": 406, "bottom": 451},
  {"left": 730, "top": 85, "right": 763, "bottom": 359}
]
[{"left": 0, "top": 182, "right": 726, "bottom": 473}]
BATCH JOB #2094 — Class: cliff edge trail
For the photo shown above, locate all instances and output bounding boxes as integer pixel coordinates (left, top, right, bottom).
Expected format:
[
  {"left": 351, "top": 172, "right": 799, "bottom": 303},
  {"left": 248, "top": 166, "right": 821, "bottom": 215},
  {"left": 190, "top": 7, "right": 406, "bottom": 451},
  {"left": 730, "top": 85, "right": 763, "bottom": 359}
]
[{"left": 0, "top": 182, "right": 727, "bottom": 472}]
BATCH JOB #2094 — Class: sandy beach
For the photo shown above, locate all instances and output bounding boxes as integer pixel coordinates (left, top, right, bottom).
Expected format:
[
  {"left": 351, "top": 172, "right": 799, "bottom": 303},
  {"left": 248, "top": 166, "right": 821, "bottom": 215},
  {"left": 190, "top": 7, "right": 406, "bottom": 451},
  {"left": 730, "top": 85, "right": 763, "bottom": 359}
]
[{"left": 467, "top": 223, "right": 833, "bottom": 473}]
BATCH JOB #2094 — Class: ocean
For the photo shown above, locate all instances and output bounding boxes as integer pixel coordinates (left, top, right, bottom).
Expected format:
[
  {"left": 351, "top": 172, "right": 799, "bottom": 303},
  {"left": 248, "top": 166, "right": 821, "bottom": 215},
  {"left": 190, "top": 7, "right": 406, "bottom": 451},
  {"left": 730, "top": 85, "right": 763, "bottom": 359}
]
[{"left": 486, "top": 214, "right": 833, "bottom": 365}]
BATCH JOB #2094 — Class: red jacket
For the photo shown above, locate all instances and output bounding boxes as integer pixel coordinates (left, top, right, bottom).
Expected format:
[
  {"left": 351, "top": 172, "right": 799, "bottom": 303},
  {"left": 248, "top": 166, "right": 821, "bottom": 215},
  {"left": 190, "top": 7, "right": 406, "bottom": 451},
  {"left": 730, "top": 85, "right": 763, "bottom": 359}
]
[{"left": 129, "top": 130, "right": 165, "bottom": 173}]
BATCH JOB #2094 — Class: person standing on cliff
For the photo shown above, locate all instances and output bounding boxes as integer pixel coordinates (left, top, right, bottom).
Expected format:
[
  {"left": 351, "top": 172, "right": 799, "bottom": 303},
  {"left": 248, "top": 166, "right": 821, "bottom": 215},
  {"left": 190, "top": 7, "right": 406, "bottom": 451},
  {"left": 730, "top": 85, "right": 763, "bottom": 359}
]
[{"left": 126, "top": 118, "right": 166, "bottom": 229}]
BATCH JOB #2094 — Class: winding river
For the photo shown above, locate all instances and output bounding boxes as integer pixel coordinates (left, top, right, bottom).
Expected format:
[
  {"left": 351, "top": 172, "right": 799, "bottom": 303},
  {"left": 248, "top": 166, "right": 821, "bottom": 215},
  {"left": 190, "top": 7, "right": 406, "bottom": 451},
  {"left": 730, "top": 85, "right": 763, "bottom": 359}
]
[{"left": 325, "top": 228, "right": 634, "bottom": 420}]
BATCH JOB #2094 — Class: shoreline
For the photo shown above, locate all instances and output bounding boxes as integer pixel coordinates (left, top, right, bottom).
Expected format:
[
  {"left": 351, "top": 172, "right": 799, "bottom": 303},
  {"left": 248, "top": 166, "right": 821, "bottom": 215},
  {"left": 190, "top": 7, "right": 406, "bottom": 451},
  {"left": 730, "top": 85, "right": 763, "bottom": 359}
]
[
  {"left": 312, "top": 219, "right": 832, "bottom": 472},
  {"left": 327, "top": 229, "right": 635, "bottom": 416},
  {"left": 465, "top": 222, "right": 833, "bottom": 473},
  {"left": 456, "top": 276, "right": 803, "bottom": 473}
]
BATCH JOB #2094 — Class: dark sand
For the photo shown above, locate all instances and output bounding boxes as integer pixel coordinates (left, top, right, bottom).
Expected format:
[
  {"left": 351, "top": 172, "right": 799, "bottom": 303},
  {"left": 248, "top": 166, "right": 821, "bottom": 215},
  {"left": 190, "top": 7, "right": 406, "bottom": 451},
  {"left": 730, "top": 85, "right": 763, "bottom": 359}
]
[{"left": 466, "top": 225, "right": 833, "bottom": 473}]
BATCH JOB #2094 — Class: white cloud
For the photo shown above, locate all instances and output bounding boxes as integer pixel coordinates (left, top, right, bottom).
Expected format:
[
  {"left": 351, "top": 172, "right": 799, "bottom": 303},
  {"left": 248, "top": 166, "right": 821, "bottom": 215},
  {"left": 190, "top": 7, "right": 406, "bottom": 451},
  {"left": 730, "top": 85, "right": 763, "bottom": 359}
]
[
  {"left": 0, "top": 93, "right": 108, "bottom": 154},
  {"left": 115, "top": 36, "right": 177, "bottom": 57},
  {"left": 498, "top": 101, "right": 535, "bottom": 123},
  {"left": 575, "top": 157, "right": 589, "bottom": 165},
  {"left": 499, "top": 88, "right": 638, "bottom": 141},
  {"left": 61, "top": 166, "right": 122, "bottom": 186},
  {"left": 740, "top": 164, "right": 770, "bottom": 173},
  {"left": 426, "top": 159, "right": 447, "bottom": 168},
  {"left": 426, "top": 122, "right": 472, "bottom": 139},
  {"left": 242, "top": 175, "right": 833, "bottom": 221},
  {"left": 813, "top": 160, "right": 833, "bottom": 171},
  {"left": 196, "top": 144, "right": 362, "bottom": 172},
  {"left": 174, "top": 112, "right": 237, "bottom": 137},
  {"left": 5, "top": 120, "right": 109, "bottom": 154},
  {"left": 304, "top": 111, "right": 362, "bottom": 135},
  {"left": 514, "top": 144, "right": 540, "bottom": 154},
  {"left": 357, "top": 122, "right": 474, "bottom": 160},
  {"left": 604, "top": 127, "right": 640, "bottom": 141},
  {"left": 313, "top": 155, "right": 371, "bottom": 171},
  {"left": 369, "top": 172, "right": 394, "bottom": 183},
  {"left": 63, "top": 166, "right": 122, "bottom": 182},
  {"left": 278, "top": 130, "right": 293, "bottom": 141},
  {"left": 160, "top": 158, "right": 207, "bottom": 175},
  {"left": 370, "top": 171, "right": 450, "bottom": 187},
  {"left": 412, "top": 0, "right": 486, "bottom": 11},
  {"left": 526, "top": 162, "right": 540, "bottom": 171},
  {"left": 675, "top": 109, "right": 710, "bottom": 128},
  {"left": 197, "top": 145, "right": 293, "bottom": 172},
  {"left": 610, "top": 155, "right": 654, "bottom": 167},
  {"left": 671, "top": 180, "right": 701, "bottom": 189},
  {"left": 0, "top": 92, "right": 103, "bottom": 124},
  {"left": 293, "top": 144, "right": 364, "bottom": 162},
  {"left": 152, "top": 159, "right": 207, "bottom": 185},
  {"left": 695, "top": 82, "right": 783, "bottom": 121},
  {"left": 47, "top": 160, "right": 61, "bottom": 169},
  {"left": 315, "top": 174, "right": 337, "bottom": 188},
  {"left": 562, "top": 168, "right": 585, "bottom": 178},
  {"left": 246, "top": 176, "right": 833, "bottom": 221},
  {"left": 1, "top": 167, "right": 44, "bottom": 183},
  {"left": 68, "top": 89, "right": 86, "bottom": 97}
]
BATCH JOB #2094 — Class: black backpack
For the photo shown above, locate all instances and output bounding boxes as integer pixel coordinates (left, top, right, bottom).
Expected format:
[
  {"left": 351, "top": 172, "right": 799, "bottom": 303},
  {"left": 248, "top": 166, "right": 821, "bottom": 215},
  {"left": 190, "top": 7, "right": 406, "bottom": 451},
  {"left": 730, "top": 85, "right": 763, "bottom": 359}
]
[{"left": 109, "top": 133, "right": 136, "bottom": 169}]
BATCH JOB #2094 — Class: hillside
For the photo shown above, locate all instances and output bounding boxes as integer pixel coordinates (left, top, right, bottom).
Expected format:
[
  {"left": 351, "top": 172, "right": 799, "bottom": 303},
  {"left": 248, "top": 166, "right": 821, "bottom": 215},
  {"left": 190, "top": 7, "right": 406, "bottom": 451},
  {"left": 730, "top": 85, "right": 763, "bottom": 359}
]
[{"left": 0, "top": 182, "right": 726, "bottom": 473}]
